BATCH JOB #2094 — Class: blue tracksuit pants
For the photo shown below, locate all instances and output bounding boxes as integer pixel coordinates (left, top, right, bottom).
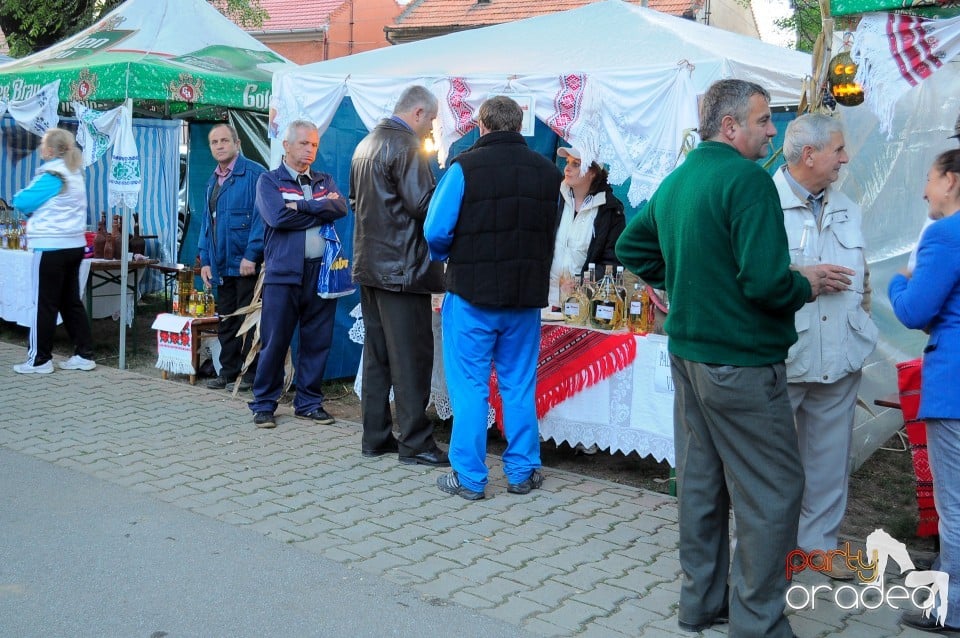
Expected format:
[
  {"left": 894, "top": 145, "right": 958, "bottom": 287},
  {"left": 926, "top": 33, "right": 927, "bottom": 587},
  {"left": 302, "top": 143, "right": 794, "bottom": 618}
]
[{"left": 441, "top": 292, "right": 541, "bottom": 492}]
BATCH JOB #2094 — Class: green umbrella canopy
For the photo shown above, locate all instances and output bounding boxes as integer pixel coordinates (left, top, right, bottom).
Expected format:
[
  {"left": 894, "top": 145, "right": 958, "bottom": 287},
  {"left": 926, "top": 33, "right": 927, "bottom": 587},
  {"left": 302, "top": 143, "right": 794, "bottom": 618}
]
[
  {"left": 0, "top": 0, "right": 289, "bottom": 114},
  {"left": 830, "top": 0, "right": 960, "bottom": 17}
]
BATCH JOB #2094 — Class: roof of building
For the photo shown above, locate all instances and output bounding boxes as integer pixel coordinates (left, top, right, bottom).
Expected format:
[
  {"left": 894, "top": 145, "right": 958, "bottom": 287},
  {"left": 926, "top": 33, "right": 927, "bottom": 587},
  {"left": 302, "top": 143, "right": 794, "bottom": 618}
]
[
  {"left": 393, "top": 0, "right": 648, "bottom": 29},
  {"left": 255, "top": 0, "right": 347, "bottom": 32},
  {"left": 647, "top": 0, "right": 704, "bottom": 16}
]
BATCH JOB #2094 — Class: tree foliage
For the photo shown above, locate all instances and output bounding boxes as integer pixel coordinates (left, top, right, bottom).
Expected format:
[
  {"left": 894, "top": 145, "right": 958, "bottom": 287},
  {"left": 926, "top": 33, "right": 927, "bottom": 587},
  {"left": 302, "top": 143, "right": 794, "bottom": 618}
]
[
  {"left": 776, "top": 0, "right": 823, "bottom": 53},
  {"left": 0, "top": 0, "right": 266, "bottom": 58}
]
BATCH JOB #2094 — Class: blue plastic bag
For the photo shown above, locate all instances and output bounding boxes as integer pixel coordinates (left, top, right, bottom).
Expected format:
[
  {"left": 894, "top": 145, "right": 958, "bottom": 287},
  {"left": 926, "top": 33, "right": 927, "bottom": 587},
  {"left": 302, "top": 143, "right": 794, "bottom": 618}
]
[{"left": 316, "top": 223, "right": 356, "bottom": 299}]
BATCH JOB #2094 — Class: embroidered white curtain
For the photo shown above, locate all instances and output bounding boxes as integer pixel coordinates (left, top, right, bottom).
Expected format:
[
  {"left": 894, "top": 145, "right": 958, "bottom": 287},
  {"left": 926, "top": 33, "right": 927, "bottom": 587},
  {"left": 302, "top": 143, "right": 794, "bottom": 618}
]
[{"left": 0, "top": 81, "right": 141, "bottom": 208}]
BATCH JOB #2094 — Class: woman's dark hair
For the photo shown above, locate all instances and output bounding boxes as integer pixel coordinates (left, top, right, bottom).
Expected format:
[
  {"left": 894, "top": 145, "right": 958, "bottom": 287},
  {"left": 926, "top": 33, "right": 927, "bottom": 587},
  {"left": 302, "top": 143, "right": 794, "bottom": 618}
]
[
  {"left": 587, "top": 162, "right": 609, "bottom": 196},
  {"left": 933, "top": 149, "right": 960, "bottom": 176}
]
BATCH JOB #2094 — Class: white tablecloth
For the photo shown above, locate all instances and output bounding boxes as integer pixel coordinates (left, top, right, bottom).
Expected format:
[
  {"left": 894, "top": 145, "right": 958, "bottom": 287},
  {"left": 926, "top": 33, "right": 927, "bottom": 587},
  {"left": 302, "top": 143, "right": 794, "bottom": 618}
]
[
  {"left": 539, "top": 334, "right": 675, "bottom": 466},
  {"left": 0, "top": 250, "right": 134, "bottom": 327},
  {"left": 350, "top": 301, "right": 675, "bottom": 465}
]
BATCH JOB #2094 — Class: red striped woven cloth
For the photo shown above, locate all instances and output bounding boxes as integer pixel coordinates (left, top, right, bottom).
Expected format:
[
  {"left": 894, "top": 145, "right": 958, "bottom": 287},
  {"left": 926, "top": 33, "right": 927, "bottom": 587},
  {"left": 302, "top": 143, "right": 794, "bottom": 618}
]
[
  {"left": 489, "top": 324, "right": 637, "bottom": 429},
  {"left": 897, "top": 358, "right": 939, "bottom": 538}
]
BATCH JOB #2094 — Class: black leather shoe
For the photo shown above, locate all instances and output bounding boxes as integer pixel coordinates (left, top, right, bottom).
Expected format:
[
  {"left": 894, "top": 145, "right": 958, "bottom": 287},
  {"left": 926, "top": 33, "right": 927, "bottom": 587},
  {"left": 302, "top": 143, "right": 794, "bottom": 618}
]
[
  {"left": 294, "top": 407, "right": 335, "bottom": 425},
  {"left": 227, "top": 379, "right": 252, "bottom": 392},
  {"left": 206, "top": 376, "right": 227, "bottom": 390},
  {"left": 901, "top": 611, "right": 960, "bottom": 633},
  {"left": 362, "top": 438, "right": 399, "bottom": 458},
  {"left": 253, "top": 412, "right": 276, "bottom": 429},
  {"left": 399, "top": 447, "right": 450, "bottom": 467},
  {"left": 678, "top": 608, "right": 728, "bottom": 633}
]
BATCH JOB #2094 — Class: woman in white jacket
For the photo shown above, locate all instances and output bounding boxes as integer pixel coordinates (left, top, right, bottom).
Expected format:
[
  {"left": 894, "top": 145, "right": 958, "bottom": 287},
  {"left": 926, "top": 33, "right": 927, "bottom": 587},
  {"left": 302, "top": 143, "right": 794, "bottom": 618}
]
[{"left": 11, "top": 127, "right": 96, "bottom": 374}]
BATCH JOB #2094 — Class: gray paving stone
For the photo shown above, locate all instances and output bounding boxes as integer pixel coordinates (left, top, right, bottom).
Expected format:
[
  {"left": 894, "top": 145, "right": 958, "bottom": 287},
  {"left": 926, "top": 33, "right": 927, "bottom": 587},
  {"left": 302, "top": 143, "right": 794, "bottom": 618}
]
[
  {"left": 519, "top": 617, "right": 574, "bottom": 637},
  {"left": 534, "top": 598, "right": 607, "bottom": 632},
  {"left": 458, "top": 557, "right": 512, "bottom": 584},
  {"left": 352, "top": 550, "right": 414, "bottom": 576},
  {"left": 516, "top": 579, "right": 581, "bottom": 608},
  {"left": 0, "top": 341, "right": 919, "bottom": 638}
]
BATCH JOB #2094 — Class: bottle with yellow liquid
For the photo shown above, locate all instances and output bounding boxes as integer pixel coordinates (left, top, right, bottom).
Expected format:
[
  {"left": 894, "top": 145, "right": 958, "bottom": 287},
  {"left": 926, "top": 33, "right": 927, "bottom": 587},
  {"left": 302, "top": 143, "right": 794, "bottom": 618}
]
[
  {"left": 204, "top": 284, "right": 216, "bottom": 317},
  {"left": 194, "top": 289, "right": 206, "bottom": 317},
  {"left": 582, "top": 262, "right": 598, "bottom": 300},
  {"left": 562, "top": 274, "right": 589, "bottom": 326},
  {"left": 589, "top": 265, "right": 624, "bottom": 331},
  {"left": 626, "top": 283, "right": 654, "bottom": 334}
]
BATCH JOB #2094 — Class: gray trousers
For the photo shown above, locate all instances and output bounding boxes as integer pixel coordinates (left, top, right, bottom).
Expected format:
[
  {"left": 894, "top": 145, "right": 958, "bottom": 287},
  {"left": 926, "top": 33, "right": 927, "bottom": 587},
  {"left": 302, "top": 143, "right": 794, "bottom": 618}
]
[
  {"left": 671, "top": 355, "right": 803, "bottom": 638},
  {"left": 789, "top": 371, "right": 861, "bottom": 552}
]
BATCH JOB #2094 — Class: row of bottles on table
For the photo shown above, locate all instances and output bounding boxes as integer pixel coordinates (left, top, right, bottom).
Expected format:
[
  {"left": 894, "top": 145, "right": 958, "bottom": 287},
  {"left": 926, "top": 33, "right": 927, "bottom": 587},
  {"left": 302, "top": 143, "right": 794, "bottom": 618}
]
[
  {"left": 561, "top": 262, "right": 658, "bottom": 334},
  {"left": 172, "top": 268, "right": 216, "bottom": 317},
  {"left": 0, "top": 209, "right": 27, "bottom": 250},
  {"left": 562, "top": 263, "right": 624, "bottom": 330}
]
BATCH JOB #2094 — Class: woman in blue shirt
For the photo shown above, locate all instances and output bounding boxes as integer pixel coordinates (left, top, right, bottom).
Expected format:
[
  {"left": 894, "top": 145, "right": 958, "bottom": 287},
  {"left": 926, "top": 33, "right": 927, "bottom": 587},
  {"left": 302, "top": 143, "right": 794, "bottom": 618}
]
[
  {"left": 11, "top": 127, "right": 96, "bottom": 375},
  {"left": 891, "top": 148, "right": 960, "bottom": 632}
]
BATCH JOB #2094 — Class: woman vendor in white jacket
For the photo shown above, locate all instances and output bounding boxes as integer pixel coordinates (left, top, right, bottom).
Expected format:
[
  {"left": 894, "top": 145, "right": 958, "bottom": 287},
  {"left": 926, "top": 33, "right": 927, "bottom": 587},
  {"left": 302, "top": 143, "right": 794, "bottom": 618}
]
[
  {"left": 548, "top": 146, "right": 626, "bottom": 309},
  {"left": 12, "top": 127, "right": 96, "bottom": 374}
]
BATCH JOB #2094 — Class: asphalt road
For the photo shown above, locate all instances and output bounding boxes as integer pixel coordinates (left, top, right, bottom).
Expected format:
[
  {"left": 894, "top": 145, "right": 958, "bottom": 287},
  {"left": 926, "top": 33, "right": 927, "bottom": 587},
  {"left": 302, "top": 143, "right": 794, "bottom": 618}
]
[{"left": 0, "top": 448, "right": 534, "bottom": 638}]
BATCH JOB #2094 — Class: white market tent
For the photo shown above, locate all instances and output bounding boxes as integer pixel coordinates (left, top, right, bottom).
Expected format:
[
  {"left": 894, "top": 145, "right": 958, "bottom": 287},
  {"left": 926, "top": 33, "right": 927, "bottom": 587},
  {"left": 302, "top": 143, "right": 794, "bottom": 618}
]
[
  {"left": 270, "top": 1, "right": 919, "bottom": 466},
  {"left": 270, "top": 0, "right": 812, "bottom": 207}
]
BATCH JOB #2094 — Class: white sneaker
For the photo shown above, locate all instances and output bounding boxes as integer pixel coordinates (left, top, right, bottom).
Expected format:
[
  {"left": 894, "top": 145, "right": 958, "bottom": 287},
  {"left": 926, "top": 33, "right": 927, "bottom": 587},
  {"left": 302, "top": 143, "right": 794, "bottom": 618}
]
[
  {"left": 59, "top": 355, "right": 96, "bottom": 371},
  {"left": 13, "top": 360, "right": 54, "bottom": 374}
]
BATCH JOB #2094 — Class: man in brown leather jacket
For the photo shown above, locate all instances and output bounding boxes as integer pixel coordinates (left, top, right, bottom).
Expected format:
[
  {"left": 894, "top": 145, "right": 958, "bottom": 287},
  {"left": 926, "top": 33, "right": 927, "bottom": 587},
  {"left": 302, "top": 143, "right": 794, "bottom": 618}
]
[{"left": 349, "top": 85, "right": 448, "bottom": 466}]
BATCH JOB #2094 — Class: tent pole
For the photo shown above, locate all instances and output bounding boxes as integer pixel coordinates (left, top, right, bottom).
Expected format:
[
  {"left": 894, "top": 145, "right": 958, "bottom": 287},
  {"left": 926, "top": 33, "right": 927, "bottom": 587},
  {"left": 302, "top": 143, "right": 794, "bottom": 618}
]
[
  {"left": 117, "top": 98, "right": 134, "bottom": 370},
  {"left": 119, "top": 203, "right": 130, "bottom": 369}
]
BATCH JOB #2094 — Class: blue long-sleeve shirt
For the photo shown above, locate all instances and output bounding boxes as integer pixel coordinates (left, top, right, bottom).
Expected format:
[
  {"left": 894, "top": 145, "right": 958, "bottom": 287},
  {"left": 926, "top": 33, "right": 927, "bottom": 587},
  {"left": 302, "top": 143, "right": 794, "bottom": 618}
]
[
  {"left": 423, "top": 162, "right": 465, "bottom": 262},
  {"left": 12, "top": 173, "right": 62, "bottom": 214}
]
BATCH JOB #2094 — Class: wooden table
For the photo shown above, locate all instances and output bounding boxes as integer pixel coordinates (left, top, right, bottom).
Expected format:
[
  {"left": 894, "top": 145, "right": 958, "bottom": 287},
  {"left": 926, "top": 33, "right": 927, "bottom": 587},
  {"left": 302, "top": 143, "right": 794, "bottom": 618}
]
[{"left": 156, "top": 315, "right": 220, "bottom": 384}]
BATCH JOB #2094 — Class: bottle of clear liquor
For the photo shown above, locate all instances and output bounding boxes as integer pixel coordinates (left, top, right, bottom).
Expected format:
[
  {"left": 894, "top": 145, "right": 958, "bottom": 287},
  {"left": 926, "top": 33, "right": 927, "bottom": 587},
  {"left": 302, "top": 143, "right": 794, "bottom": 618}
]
[
  {"left": 562, "top": 274, "right": 589, "bottom": 326},
  {"left": 792, "top": 219, "right": 818, "bottom": 267},
  {"left": 589, "top": 265, "right": 624, "bottom": 330}
]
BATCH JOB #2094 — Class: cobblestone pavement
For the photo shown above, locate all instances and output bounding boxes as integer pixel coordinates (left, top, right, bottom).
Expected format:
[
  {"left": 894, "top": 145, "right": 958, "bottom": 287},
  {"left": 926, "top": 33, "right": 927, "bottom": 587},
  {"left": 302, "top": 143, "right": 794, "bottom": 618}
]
[{"left": 1, "top": 341, "right": 929, "bottom": 637}]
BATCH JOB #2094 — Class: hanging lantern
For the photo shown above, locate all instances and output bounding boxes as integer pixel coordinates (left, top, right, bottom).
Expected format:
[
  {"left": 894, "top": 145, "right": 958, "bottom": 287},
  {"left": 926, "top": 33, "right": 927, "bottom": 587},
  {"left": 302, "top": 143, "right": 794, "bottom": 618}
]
[{"left": 828, "top": 51, "right": 864, "bottom": 107}]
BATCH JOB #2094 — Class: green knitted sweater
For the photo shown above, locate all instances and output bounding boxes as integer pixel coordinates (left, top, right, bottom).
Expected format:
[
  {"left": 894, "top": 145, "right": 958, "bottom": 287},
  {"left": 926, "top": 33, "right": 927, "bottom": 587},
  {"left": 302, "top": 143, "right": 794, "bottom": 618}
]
[{"left": 615, "top": 141, "right": 811, "bottom": 366}]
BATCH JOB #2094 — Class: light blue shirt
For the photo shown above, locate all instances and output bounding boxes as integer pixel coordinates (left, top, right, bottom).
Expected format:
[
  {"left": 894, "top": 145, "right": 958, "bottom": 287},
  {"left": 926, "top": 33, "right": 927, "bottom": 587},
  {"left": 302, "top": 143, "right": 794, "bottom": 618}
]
[
  {"left": 424, "top": 163, "right": 465, "bottom": 262},
  {"left": 12, "top": 173, "right": 62, "bottom": 215}
]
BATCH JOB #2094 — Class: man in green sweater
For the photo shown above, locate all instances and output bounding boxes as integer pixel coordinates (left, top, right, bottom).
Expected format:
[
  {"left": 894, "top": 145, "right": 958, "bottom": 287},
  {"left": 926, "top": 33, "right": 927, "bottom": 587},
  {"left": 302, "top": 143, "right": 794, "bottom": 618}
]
[{"left": 615, "top": 79, "right": 852, "bottom": 638}]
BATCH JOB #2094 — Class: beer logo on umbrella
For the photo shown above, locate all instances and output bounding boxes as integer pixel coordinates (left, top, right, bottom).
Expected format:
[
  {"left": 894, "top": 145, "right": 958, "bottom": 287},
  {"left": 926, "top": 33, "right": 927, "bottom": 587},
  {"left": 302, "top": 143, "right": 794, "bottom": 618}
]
[
  {"left": 168, "top": 73, "right": 205, "bottom": 103},
  {"left": 70, "top": 69, "right": 99, "bottom": 101}
]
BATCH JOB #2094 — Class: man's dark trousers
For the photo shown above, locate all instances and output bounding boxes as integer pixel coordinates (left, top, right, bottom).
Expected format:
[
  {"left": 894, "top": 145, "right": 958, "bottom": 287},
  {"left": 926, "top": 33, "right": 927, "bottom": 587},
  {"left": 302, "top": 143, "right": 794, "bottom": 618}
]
[
  {"left": 216, "top": 274, "right": 257, "bottom": 383},
  {"left": 359, "top": 285, "right": 436, "bottom": 457}
]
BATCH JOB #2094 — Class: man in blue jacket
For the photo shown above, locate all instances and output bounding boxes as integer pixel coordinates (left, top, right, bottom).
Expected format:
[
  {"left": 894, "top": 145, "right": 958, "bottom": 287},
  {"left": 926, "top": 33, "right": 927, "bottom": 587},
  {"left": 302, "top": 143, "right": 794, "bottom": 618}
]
[
  {"left": 199, "top": 123, "right": 266, "bottom": 392},
  {"left": 248, "top": 120, "right": 347, "bottom": 429}
]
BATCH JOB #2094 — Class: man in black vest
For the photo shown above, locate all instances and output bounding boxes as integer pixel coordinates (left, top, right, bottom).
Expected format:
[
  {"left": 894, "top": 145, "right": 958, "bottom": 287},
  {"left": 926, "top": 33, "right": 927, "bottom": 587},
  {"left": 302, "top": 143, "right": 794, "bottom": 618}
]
[{"left": 424, "top": 96, "right": 561, "bottom": 500}]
